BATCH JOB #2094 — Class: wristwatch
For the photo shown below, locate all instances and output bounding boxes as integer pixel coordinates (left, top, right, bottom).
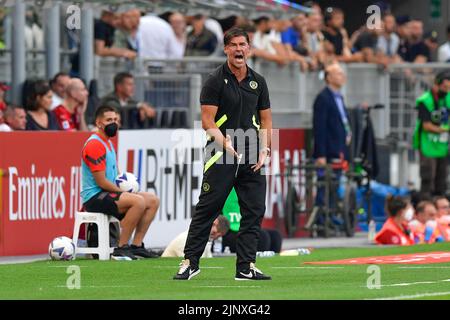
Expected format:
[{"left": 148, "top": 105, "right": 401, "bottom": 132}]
[{"left": 261, "top": 147, "right": 271, "bottom": 157}]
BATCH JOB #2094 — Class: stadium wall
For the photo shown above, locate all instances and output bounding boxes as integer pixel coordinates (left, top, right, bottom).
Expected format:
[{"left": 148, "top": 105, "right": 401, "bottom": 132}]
[{"left": 0, "top": 129, "right": 307, "bottom": 256}]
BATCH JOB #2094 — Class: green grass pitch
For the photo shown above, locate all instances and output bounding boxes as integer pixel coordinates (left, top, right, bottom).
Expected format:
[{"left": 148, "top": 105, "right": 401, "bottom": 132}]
[{"left": 1, "top": 242, "right": 450, "bottom": 300}]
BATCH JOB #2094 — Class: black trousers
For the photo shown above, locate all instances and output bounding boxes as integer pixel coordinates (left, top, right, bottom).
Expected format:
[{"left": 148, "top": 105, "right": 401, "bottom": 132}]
[
  {"left": 184, "top": 158, "right": 266, "bottom": 272},
  {"left": 420, "top": 152, "right": 448, "bottom": 197}
]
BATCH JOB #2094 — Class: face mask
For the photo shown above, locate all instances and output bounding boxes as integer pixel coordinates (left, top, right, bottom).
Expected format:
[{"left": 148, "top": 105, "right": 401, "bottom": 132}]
[
  {"left": 403, "top": 207, "right": 414, "bottom": 221},
  {"left": 104, "top": 123, "right": 118, "bottom": 137}
]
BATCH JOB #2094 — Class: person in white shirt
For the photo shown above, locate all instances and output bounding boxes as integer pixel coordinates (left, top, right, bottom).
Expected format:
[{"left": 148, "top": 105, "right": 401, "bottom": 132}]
[
  {"left": 438, "top": 25, "right": 450, "bottom": 63},
  {"left": 205, "top": 18, "right": 224, "bottom": 56},
  {"left": 137, "top": 14, "right": 181, "bottom": 59},
  {"left": 168, "top": 12, "right": 187, "bottom": 58},
  {"left": 376, "top": 14, "right": 399, "bottom": 56},
  {"left": 0, "top": 105, "right": 27, "bottom": 131},
  {"left": 50, "top": 72, "right": 71, "bottom": 110},
  {"left": 162, "top": 216, "right": 230, "bottom": 258}
]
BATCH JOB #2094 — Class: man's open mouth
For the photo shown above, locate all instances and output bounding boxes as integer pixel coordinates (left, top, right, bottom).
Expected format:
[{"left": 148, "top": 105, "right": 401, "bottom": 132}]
[{"left": 235, "top": 54, "right": 244, "bottom": 61}]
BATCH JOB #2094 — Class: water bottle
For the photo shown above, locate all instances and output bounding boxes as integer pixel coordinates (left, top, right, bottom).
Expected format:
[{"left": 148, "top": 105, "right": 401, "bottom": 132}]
[
  {"left": 213, "top": 237, "right": 223, "bottom": 254},
  {"left": 297, "top": 248, "right": 311, "bottom": 255},
  {"left": 368, "top": 220, "right": 376, "bottom": 243},
  {"left": 256, "top": 251, "right": 275, "bottom": 257},
  {"left": 279, "top": 248, "right": 311, "bottom": 256}
]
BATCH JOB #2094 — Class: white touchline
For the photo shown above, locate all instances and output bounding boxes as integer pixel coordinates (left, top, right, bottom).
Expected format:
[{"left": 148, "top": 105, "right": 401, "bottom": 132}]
[
  {"left": 147, "top": 266, "right": 224, "bottom": 269},
  {"left": 369, "top": 291, "right": 450, "bottom": 300},
  {"left": 361, "top": 279, "right": 450, "bottom": 288},
  {"left": 194, "top": 286, "right": 262, "bottom": 288},
  {"left": 398, "top": 266, "right": 450, "bottom": 269},
  {"left": 55, "top": 285, "right": 136, "bottom": 288},
  {"left": 271, "top": 266, "right": 345, "bottom": 269}
]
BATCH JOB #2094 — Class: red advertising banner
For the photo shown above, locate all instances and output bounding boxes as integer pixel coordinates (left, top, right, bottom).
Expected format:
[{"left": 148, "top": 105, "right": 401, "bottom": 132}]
[{"left": 0, "top": 132, "right": 90, "bottom": 256}]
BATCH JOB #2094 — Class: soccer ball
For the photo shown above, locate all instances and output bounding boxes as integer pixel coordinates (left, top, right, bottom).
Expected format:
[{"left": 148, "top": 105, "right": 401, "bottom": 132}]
[
  {"left": 48, "top": 236, "right": 75, "bottom": 261},
  {"left": 115, "top": 172, "right": 139, "bottom": 193}
]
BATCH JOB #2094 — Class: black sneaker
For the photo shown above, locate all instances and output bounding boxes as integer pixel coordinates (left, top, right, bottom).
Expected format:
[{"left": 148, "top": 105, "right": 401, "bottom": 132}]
[
  {"left": 111, "top": 245, "right": 138, "bottom": 261},
  {"left": 173, "top": 259, "right": 200, "bottom": 280},
  {"left": 130, "top": 243, "right": 160, "bottom": 259},
  {"left": 235, "top": 263, "right": 271, "bottom": 281}
]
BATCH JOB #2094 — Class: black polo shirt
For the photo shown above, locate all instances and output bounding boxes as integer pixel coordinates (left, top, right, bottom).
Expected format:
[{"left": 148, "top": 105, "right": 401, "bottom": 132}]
[{"left": 200, "top": 62, "right": 270, "bottom": 152}]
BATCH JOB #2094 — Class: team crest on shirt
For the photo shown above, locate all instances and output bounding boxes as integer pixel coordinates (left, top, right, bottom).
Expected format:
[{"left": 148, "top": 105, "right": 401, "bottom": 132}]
[
  {"left": 249, "top": 81, "right": 258, "bottom": 89},
  {"left": 202, "top": 182, "right": 210, "bottom": 192},
  {"left": 62, "top": 121, "right": 70, "bottom": 130},
  {"left": 224, "top": 79, "right": 228, "bottom": 84}
]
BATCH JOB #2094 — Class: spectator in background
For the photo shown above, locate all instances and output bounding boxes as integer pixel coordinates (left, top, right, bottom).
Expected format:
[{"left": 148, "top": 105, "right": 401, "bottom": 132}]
[
  {"left": 376, "top": 14, "right": 401, "bottom": 63},
  {"left": 94, "top": 10, "right": 137, "bottom": 60},
  {"left": 274, "top": 19, "right": 310, "bottom": 71},
  {"left": 281, "top": 13, "right": 309, "bottom": 57},
  {"left": 434, "top": 196, "right": 450, "bottom": 241},
  {"left": 424, "top": 30, "right": 439, "bottom": 61},
  {"left": 0, "top": 82, "right": 10, "bottom": 112},
  {"left": 438, "top": 25, "right": 450, "bottom": 62},
  {"left": 162, "top": 216, "right": 230, "bottom": 258},
  {"left": 352, "top": 24, "right": 386, "bottom": 64},
  {"left": 0, "top": 105, "right": 27, "bottom": 131},
  {"left": 241, "top": 24, "right": 286, "bottom": 66},
  {"left": 185, "top": 14, "right": 218, "bottom": 56},
  {"left": 24, "top": 9, "right": 43, "bottom": 52},
  {"left": 167, "top": 12, "right": 187, "bottom": 58},
  {"left": 396, "top": 15, "right": 411, "bottom": 54},
  {"left": 322, "top": 7, "right": 353, "bottom": 63},
  {"left": 205, "top": 17, "right": 225, "bottom": 56},
  {"left": 217, "top": 15, "right": 246, "bottom": 34},
  {"left": 49, "top": 72, "right": 71, "bottom": 110},
  {"left": 137, "top": 13, "right": 181, "bottom": 59},
  {"left": 374, "top": 195, "right": 415, "bottom": 245},
  {"left": 306, "top": 12, "right": 327, "bottom": 68},
  {"left": 100, "top": 72, "right": 156, "bottom": 129},
  {"left": 399, "top": 20, "right": 430, "bottom": 63},
  {"left": 114, "top": 9, "right": 141, "bottom": 52},
  {"left": 24, "top": 80, "right": 59, "bottom": 131},
  {"left": 53, "top": 78, "right": 88, "bottom": 131},
  {"left": 409, "top": 201, "right": 444, "bottom": 243},
  {"left": 311, "top": 63, "right": 351, "bottom": 231}
]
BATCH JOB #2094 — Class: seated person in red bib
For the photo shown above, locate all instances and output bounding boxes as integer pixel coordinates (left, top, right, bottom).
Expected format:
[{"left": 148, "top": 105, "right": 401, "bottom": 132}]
[
  {"left": 434, "top": 196, "right": 450, "bottom": 241},
  {"left": 375, "top": 195, "right": 415, "bottom": 245},
  {"left": 409, "top": 200, "right": 445, "bottom": 244}
]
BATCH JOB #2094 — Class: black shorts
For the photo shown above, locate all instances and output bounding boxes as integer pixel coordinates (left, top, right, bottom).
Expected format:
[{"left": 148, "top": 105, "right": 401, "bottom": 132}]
[{"left": 83, "top": 191, "right": 125, "bottom": 221}]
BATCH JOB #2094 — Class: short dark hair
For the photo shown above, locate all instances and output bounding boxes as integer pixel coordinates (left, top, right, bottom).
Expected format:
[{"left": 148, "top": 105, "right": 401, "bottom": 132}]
[
  {"left": 24, "top": 79, "right": 51, "bottom": 111},
  {"left": 433, "top": 195, "right": 449, "bottom": 207},
  {"left": 4, "top": 104, "right": 25, "bottom": 118},
  {"left": 224, "top": 27, "right": 250, "bottom": 46},
  {"left": 241, "top": 23, "right": 256, "bottom": 34},
  {"left": 385, "top": 195, "right": 409, "bottom": 217},
  {"left": 114, "top": 72, "right": 133, "bottom": 89},
  {"left": 416, "top": 201, "right": 435, "bottom": 214},
  {"left": 50, "top": 72, "right": 70, "bottom": 87},
  {"left": 216, "top": 215, "right": 231, "bottom": 235},
  {"left": 95, "top": 105, "right": 118, "bottom": 120},
  {"left": 253, "top": 16, "right": 270, "bottom": 26},
  {"left": 324, "top": 7, "right": 343, "bottom": 25},
  {"left": 435, "top": 70, "right": 450, "bottom": 85}
]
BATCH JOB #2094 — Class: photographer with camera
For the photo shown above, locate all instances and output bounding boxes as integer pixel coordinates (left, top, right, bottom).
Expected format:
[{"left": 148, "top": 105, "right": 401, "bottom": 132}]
[{"left": 413, "top": 70, "right": 450, "bottom": 197}]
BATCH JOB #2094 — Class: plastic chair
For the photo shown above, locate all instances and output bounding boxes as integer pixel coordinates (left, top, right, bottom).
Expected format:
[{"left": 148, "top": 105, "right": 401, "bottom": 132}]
[{"left": 72, "top": 211, "right": 120, "bottom": 260}]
